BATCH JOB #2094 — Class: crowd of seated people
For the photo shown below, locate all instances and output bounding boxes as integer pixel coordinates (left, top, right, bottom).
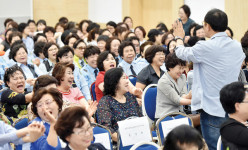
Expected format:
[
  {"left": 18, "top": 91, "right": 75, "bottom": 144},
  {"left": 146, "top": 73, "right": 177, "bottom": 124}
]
[{"left": 0, "top": 4, "right": 248, "bottom": 150}]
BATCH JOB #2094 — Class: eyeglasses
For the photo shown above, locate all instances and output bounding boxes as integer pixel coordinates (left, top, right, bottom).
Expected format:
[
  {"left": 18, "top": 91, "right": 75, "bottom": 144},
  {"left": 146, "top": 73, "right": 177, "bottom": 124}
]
[
  {"left": 77, "top": 46, "right": 86, "bottom": 50},
  {"left": 241, "top": 101, "right": 248, "bottom": 103},
  {"left": 36, "top": 99, "right": 55, "bottom": 108},
  {"left": 73, "top": 125, "right": 93, "bottom": 136}
]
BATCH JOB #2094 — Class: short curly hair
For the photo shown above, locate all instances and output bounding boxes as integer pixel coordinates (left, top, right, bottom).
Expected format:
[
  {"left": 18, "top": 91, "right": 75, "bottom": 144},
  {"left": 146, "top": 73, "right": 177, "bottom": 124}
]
[
  {"left": 54, "top": 106, "right": 90, "bottom": 143},
  {"left": 165, "top": 53, "right": 186, "bottom": 71},
  {"left": 42, "top": 42, "right": 59, "bottom": 58},
  {"left": 118, "top": 41, "right": 135, "bottom": 57},
  {"left": 103, "top": 68, "right": 124, "bottom": 97},
  {"left": 52, "top": 62, "right": 74, "bottom": 85},
  {"left": 4, "top": 65, "right": 26, "bottom": 88},
  {"left": 9, "top": 42, "right": 28, "bottom": 61},
  {"left": 31, "top": 88, "right": 63, "bottom": 117},
  {"left": 145, "top": 45, "right": 165, "bottom": 63}
]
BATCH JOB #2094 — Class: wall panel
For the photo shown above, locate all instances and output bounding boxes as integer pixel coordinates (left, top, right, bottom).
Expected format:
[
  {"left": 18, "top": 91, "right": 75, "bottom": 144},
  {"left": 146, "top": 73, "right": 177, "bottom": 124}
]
[{"left": 33, "top": 0, "right": 88, "bottom": 27}]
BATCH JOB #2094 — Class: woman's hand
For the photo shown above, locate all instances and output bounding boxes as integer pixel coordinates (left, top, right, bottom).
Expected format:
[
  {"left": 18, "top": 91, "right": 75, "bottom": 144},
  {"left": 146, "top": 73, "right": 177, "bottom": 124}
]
[
  {"left": 43, "top": 108, "right": 56, "bottom": 124},
  {"left": 32, "top": 58, "right": 40, "bottom": 66},
  {"left": 132, "top": 87, "right": 143, "bottom": 97},
  {"left": 136, "top": 98, "right": 142, "bottom": 106},
  {"left": 187, "top": 90, "right": 192, "bottom": 99},
  {"left": 26, "top": 78, "right": 36, "bottom": 86},
  {"left": 173, "top": 19, "right": 185, "bottom": 39},
  {"left": 87, "top": 101, "right": 98, "bottom": 117},
  {"left": 22, "top": 121, "right": 46, "bottom": 142}
]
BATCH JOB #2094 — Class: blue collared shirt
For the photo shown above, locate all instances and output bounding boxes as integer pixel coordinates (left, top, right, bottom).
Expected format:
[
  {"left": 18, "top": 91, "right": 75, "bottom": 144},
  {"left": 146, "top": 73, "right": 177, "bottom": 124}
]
[
  {"left": 118, "top": 60, "right": 143, "bottom": 77},
  {"left": 82, "top": 64, "right": 99, "bottom": 89},
  {"left": 17, "top": 62, "right": 44, "bottom": 92},
  {"left": 73, "top": 65, "right": 92, "bottom": 100},
  {"left": 175, "top": 32, "right": 245, "bottom": 117}
]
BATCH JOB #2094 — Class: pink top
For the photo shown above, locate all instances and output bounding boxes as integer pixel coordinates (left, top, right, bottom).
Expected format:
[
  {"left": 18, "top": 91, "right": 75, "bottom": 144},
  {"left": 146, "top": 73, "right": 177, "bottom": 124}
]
[{"left": 58, "top": 87, "right": 85, "bottom": 104}]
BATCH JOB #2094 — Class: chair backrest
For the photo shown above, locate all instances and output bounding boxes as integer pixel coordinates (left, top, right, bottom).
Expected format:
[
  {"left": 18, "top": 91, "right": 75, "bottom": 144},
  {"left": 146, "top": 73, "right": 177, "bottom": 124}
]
[
  {"left": 130, "top": 141, "right": 160, "bottom": 150},
  {"left": 90, "top": 82, "right": 97, "bottom": 101},
  {"left": 117, "top": 117, "right": 152, "bottom": 150},
  {"left": 142, "top": 84, "right": 157, "bottom": 122},
  {"left": 129, "top": 75, "right": 137, "bottom": 86},
  {"left": 92, "top": 123, "right": 113, "bottom": 150},
  {"left": 217, "top": 136, "right": 224, "bottom": 150},
  {"left": 156, "top": 112, "right": 193, "bottom": 146}
]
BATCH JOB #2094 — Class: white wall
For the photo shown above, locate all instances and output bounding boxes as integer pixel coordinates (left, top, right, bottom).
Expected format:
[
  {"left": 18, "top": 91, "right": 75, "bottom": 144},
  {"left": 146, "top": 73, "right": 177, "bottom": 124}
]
[
  {"left": 88, "top": 0, "right": 122, "bottom": 23},
  {"left": 185, "top": 0, "right": 225, "bottom": 24},
  {"left": 0, "top": 0, "right": 33, "bottom": 32}
]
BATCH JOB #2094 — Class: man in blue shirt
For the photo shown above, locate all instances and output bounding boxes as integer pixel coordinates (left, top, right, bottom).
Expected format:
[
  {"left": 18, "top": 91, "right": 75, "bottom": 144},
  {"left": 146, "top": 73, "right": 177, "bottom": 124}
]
[
  {"left": 173, "top": 9, "right": 245, "bottom": 150},
  {"left": 82, "top": 45, "right": 100, "bottom": 88},
  {"left": 118, "top": 41, "right": 142, "bottom": 77}
]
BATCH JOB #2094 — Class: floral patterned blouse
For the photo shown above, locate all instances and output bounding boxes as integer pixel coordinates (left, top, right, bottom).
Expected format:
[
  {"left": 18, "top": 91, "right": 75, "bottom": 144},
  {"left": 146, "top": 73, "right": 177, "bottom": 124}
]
[{"left": 97, "top": 92, "right": 142, "bottom": 133}]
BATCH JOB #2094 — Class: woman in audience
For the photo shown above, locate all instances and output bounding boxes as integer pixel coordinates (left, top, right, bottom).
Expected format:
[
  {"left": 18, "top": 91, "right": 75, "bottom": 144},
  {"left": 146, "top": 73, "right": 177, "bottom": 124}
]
[
  {"left": 1, "top": 65, "right": 33, "bottom": 120},
  {"left": 79, "top": 20, "right": 90, "bottom": 39},
  {"left": 155, "top": 53, "right": 191, "bottom": 119},
  {"left": 52, "top": 62, "right": 89, "bottom": 107},
  {"left": 97, "top": 35, "right": 109, "bottom": 52},
  {"left": 56, "top": 46, "right": 92, "bottom": 101},
  {"left": 27, "top": 19, "right": 36, "bottom": 37},
  {"left": 134, "top": 26, "right": 146, "bottom": 45},
  {"left": 87, "top": 28, "right": 100, "bottom": 46},
  {"left": 100, "top": 28, "right": 112, "bottom": 38},
  {"left": 156, "top": 22, "right": 168, "bottom": 33},
  {"left": 55, "top": 106, "right": 106, "bottom": 150},
  {"left": 36, "top": 19, "right": 46, "bottom": 33},
  {"left": 166, "top": 39, "right": 177, "bottom": 55},
  {"left": 0, "top": 28, "right": 17, "bottom": 51},
  {"left": 95, "top": 51, "right": 142, "bottom": 103},
  {"left": 97, "top": 68, "right": 142, "bottom": 142},
  {"left": 161, "top": 32, "right": 174, "bottom": 49},
  {"left": 193, "top": 25, "right": 205, "bottom": 39},
  {"left": 178, "top": 4, "right": 195, "bottom": 36},
  {"left": 30, "top": 88, "right": 63, "bottom": 150},
  {"left": 123, "top": 16, "right": 133, "bottom": 31},
  {"left": 9, "top": 43, "right": 44, "bottom": 91},
  {"left": 3, "top": 31, "right": 22, "bottom": 67},
  {"left": 135, "top": 41, "right": 153, "bottom": 67},
  {"left": 123, "top": 31, "right": 136, "bottom": 40},
  {"left": 163, "top": 125, "right": 207, "bottom": 150},
  {"left": 136, "top": 45, "right": 165, "bottom": 90},
  {"left": 27, "top": 75, "right": 59, "bottom": 120},
  {"left": 105, "top": 37, "right": 122, "bottom": 63},
  {"left": 95, "top": 51, "right": 117, "bottom": 102},
  {"left": 64, "top": 33, "right": 80, "bottom": 48},
  {"left": 73, "top": 39, "right": 87, "bottom": 68},
  {"left": 115, "top": 26, "right": 128, "bottom": 42},
  {"left": 39, "top": 42, "right": 59, "bottom": 74},
  {"left": 220, "top": 81, "right": 248, "bottom": 149},
  {"left": 0, "top": 120, "right": 45, "bottom": 150}
]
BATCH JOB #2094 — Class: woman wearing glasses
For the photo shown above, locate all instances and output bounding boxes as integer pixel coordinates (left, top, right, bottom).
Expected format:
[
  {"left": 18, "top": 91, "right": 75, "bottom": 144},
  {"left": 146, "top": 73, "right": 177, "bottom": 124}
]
[
  {"left": 30, "top": 88, "right": 63, "bottom": 150},
  {"left": 55, "top": 106, "right": 106, "bottom": 150},
  {"left": 73, "top": 39, "right": 87, "bottom": 69}
]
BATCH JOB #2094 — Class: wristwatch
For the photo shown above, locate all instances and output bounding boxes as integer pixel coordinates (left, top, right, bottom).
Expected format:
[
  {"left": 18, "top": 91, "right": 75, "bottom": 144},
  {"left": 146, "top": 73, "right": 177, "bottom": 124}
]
[{"left": 175, "top": 36, "right": 184, "bottom": 41}]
